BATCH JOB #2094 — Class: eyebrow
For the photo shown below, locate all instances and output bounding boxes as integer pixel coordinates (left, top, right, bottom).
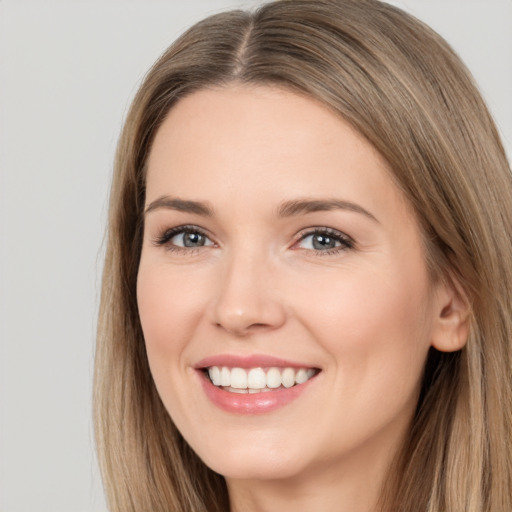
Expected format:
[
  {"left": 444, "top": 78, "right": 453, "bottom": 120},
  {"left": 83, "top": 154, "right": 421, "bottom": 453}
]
[
  {"left": 144, "top": 195, "right": 378, "bottom": 223},
  {"left": 144, "top": 196, "right": 213, "bottom": 217},
  {"left": 276, "top": 199, "right": 379, "bottom": 222}
]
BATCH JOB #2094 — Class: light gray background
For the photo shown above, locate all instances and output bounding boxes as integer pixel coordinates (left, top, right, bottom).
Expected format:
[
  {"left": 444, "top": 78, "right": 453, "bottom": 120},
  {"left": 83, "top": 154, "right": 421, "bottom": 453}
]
[{"left": 0, "top": 1, "right": 510, "bottom": 511}]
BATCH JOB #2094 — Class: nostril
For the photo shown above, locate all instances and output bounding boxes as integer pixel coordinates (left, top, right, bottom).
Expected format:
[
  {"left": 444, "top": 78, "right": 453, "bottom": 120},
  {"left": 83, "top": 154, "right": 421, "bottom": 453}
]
[{"left": 215, "top": 320, "right": 279, "bottom": 336}]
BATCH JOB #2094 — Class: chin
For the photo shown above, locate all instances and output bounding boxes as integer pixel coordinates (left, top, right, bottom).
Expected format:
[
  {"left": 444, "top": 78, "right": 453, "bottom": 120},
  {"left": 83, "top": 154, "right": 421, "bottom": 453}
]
[
  {"left": 208, "top": 459, "right": 305, "bottom": 482},
  {"left": 195, "top": 437, "right": 309, "bottom": 481}
]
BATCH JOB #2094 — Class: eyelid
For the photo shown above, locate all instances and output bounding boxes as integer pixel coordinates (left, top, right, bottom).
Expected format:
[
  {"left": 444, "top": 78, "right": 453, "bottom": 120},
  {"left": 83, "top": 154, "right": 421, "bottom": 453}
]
[
  {"left": 293, "top": 226, "right": 355, "bottom": 253},
  {"left": 151, "top": 224, "right": 215, "bottom": 249},
  {"left": 150, "top": 224, "right": 354, "bottom": 255}
]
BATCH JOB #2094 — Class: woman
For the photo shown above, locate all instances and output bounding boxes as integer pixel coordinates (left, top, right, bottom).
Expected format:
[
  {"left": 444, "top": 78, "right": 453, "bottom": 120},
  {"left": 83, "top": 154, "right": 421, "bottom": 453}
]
[{"left": 94, "top": 0, "right": 512, "bottom": 510}]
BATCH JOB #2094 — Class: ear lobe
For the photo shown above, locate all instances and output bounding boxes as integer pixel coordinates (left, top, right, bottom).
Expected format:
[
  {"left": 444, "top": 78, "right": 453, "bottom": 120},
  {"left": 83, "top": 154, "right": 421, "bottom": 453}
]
[{"left": 431, "top": 277, "right": 471, "bottom": 353}]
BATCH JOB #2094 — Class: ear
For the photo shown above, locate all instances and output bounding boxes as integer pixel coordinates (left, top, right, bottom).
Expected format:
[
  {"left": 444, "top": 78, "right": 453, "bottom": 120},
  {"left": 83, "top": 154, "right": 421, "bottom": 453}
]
[{"left": 430, "top": 276, "right": 471, "bottom": 353}]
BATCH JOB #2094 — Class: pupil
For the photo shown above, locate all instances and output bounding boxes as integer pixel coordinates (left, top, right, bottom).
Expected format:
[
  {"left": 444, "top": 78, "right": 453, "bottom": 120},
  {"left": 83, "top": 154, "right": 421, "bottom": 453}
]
[
  {"left": 313, "top": 234, "right": 335, "bottom": 250},
  {"left": 184, "top": 232, "right": 204, "bottom": 247}
]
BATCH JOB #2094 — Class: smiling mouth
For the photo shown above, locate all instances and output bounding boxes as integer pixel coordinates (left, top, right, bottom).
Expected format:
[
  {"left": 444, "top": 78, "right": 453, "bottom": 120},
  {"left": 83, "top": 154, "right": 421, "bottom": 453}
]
[{"left": 204, "top": 366, "right": 319, "bottom": 394}]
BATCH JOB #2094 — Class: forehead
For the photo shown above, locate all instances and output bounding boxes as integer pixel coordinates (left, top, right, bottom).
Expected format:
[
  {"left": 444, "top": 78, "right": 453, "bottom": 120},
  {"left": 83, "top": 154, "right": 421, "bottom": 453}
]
[
  {"left": 144, "top": 84, "right": 418, "bottom": 234},
  {"left": 147, "top": 86, "right": 391, "bottom": 190}
]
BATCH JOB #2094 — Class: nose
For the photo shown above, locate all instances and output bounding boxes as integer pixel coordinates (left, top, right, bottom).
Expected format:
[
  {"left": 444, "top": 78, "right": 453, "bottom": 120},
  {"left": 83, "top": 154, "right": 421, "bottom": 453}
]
[{"left": 208, "top": 250, "right": 287, "bottom": 337}]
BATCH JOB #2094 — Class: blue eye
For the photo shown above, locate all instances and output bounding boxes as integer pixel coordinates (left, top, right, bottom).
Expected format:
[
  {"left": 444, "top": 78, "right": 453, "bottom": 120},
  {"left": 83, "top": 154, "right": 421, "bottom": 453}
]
[
  {"left": 154, "top": 226, "right": 214, "bottom": 250},
  {"left": 171, "top": 231, "right": 213, "bottom": 248},
  {"left": 297, "top": 229, "right": 353, "bottom": 252}
]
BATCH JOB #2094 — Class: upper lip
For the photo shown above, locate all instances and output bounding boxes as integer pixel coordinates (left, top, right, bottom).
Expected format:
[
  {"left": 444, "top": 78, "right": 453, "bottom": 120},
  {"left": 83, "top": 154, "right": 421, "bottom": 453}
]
[{"left": 194, "top": 354, "right": 319, "bottom": 370}]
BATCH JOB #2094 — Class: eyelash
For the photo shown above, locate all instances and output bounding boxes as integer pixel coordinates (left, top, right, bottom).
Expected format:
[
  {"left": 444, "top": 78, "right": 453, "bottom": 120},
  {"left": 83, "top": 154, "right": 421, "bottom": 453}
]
[
  {"left": 152, "top": 225, "right": 355, "bottom": 255},
  {"left": 294, "top": 227, "right": 354, "bottom": 255},
  {"left": 152, "top": 225, "right": 214, "bottom": 253}
]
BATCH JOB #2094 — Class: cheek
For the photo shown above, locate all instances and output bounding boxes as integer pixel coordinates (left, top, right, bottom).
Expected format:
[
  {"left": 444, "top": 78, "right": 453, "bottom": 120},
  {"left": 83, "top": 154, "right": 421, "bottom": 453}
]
[
  {"left": 136, "top": 262, "right": 208, "bottom": 370},
  {"left": 136, "top": 261, "right": 215, "bottom": 428},
  {"left": 290, "top": 267, "right": 433, "bottom": 456},
  {"left": 293, "top": 261, "right": 433, "bottom": 396}
]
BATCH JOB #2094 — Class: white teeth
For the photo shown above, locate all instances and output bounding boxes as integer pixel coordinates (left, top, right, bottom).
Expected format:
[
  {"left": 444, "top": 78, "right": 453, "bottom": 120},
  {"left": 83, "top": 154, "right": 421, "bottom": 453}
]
[
  {"left": 295, "top": 368, "right": 308, "bottom": 384},
  {"left": 220, "top": 367, "right": 230, "bottom": 387},
  {"left": 230, "top": 367, "right": 247, "bottom": 389},
  {"left": 206, "top": 365, "right": 317, "bottom": 392},
  {"left": 281, "top": 367, "right": 295, "bottom": 388},
  {"left": 266, "top": 367, "right": 282, "bottom": 388},
  {"left": 209, "top": 366, "right": 221, "bottom": 386},
  {"left": 247, "top": 368, "right": 266, "bottom": 388},
  {"left": 227, "top": 387, "right": 247, "bottom": 394}
]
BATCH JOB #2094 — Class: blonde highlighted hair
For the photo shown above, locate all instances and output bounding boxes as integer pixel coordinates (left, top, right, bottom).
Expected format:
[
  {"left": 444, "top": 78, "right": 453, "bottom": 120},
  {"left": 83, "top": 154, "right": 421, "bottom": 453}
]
[{"left": 94, "top": 1, "right": 512, "bottom": 510}]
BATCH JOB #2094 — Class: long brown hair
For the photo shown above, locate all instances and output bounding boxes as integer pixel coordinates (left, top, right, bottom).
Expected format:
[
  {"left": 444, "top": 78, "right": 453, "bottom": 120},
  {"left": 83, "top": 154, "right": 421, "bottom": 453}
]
[{"left": 94, "top": 1, "right": 512, "bottom": 510}]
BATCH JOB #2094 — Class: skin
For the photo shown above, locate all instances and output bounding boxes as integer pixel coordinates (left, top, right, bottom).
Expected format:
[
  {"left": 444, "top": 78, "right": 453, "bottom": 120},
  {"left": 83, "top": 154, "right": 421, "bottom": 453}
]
[{"left": 137, "top": 85, "right": 467, "bottom": 512}]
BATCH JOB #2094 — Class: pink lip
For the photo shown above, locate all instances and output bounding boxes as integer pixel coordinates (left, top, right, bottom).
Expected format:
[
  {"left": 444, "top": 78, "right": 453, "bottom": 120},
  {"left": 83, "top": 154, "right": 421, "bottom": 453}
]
[
  {"left": 194, "top": 354, "right": 315, "bottom": 370},
  {"left": 194, "top": 354, "right": 320, "bottom": 415},
  {"left": 198, "top": 374, "right": 317, "bottom": 414}
]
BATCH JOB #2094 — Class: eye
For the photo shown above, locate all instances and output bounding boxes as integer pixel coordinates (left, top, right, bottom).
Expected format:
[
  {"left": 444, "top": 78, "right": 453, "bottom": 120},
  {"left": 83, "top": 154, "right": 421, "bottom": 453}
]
[
  {"left": 296, "top": 228, "right": 353, "bottom": 253},
  {"left": 153, "top": 225, "right": 215, "bottom": 250},
  {"left": 172, "top": 230, "right": 212, "bottom": 248}
]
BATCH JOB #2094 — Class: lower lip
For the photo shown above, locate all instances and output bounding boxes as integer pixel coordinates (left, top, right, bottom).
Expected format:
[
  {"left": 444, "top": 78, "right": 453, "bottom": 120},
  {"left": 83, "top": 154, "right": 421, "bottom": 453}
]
[{"left": 199, "top": 372, "right": 317, "bottom": 414}]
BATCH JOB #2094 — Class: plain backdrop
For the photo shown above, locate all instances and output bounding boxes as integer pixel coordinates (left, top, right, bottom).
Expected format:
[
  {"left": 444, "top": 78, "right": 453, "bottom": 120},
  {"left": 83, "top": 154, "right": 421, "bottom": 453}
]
[{"left": 0, "top": 1, "right": 510, "bottom": 511}]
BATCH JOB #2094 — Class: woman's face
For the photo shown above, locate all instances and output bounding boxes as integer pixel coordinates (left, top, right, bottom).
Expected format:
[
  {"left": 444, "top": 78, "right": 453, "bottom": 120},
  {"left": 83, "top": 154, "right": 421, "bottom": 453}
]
[{"left": 137, "top": 85, "right": 450, "bottom": 486}]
